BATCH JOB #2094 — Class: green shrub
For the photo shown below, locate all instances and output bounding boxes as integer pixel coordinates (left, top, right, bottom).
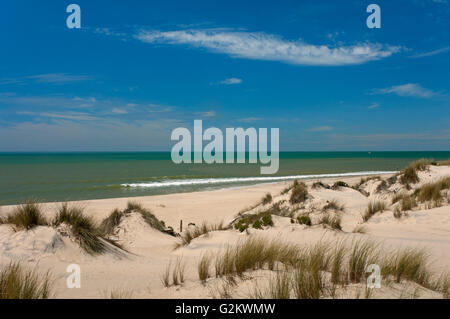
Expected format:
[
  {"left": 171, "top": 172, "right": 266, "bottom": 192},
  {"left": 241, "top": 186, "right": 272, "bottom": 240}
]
[
  {"left": 261, "top": 214, "right": 273, "bottom": 227},
  {"left": 297, "top": 215, "right": 312, "bottom": 226},
  {"left": 252, "top": 220, "right": 263, "bottom": 229}
]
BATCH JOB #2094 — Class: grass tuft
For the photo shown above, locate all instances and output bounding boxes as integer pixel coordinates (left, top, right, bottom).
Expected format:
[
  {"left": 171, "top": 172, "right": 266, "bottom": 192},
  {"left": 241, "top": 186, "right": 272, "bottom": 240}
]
[
  {"left": 54, "top": 203, "right": 122, "bottom": 255},
  {"left": 261, "top": 193, "right": 272, "bottom": 205},
  {"left": 0, "top": 263, "right": 53, "bottom": 299},
  {"left": 198, "top": 253, "right": 212, "bottom": 283},
  {"left": 289, "top": 180, "right": 308, "bottom": 204},
  {"left": 5, "top": 201, "right": 48, "bottom": 231},
  {"left": 362, "top": 201, "right": 387, "bottom": 222}
]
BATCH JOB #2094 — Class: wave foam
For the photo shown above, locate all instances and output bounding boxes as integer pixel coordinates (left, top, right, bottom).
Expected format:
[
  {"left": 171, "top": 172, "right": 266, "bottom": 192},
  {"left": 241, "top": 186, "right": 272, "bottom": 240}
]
[{"left": 121, "top": 171, "right": 396, "bottom": 188}]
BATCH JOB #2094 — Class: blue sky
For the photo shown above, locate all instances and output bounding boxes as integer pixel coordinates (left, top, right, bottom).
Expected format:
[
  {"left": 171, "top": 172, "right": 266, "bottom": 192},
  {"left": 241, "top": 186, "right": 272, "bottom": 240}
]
[{"left": 0, "top": 0, "right": 449, "bottom": 151}]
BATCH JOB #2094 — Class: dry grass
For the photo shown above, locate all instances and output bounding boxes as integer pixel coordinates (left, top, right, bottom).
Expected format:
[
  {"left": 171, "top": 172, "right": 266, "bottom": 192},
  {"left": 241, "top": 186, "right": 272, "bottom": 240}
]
[
  {"left": 100, "top": 208, "right": 125, "bottom": 235},
  {"left": 312, "top": 181, "right": 330, "bottom": 189},
  {"left": 319, "top": 213, "right": 342, "bottom": 230},
  {"left": 105, "top": 288, "right": 133, "bottom": 299},
  {"left": 176, "top": 221, "right": 225, "bottom": 248},
  {"left": 382, "top": 248, "right": 430, "bottom": 285},
  {"left": 399, "top": 159, "right": 433, "bottom": 185},
  {"left": 352, "top": 225, "right": 368, "bottom": 234},
  {"left": 101, "top": 201, "right": 173, "bottom": 236},
  {"left": 332, "top": 181, "right": 349, "bottom": 190},
  {"left": 261, "top": 193, "right": 272, "bottom": 205},
  {"left": 3, "top": 201, "right": 48, "bottom": 231},
  {"left": 172, "top": 257, "right": 186, "bottom": 285},
  {"left": 289, "top": 180, "right": 308, "bottom": 204},
  {"left": 322, "top": 199, "right": 345, "bottom": 213},
  {"left": 215, "top": 237, "right": 298, "bottom": 277},
  {"left": 53, "top": 203, "right": 123, "bottom": 255},
  {"left": 198, "top": 253, "right": 212, "bottom": 283},
  {"left": 0, "top": 263, "right": 53, "bottom": 299},
  {"left": 437, "top": 159, "right": 450, "bottom": 166},
  {"left": 214, "top": 236, "right": 448, "bottom": 298},
  {"left": 416, "top": 177, "right": 450, "bottom": 204},
  {"left": 269, "top": 271, "right": 291, "bottom": 299},
  {"left": 362, "top": 201, "right": 387, "bottom": 222},
  {"left": 161, "top": 261, "right": 171, "bottom": 287},
  {"left": 348, "top": 240, "right": 379, "bottom": 283}
]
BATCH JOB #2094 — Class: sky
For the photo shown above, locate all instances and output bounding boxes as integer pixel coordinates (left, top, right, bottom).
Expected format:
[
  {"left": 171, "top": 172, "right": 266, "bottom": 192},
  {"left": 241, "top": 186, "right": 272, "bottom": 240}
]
[{"left": 0, "top": 0, "right": 449, "bottom": 151}]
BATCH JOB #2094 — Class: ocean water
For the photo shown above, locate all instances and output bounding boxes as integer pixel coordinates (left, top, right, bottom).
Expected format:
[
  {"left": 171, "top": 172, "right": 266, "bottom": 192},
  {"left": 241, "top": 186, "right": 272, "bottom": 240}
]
[{"left": 0, "top": 152, "right": 449, "bottom": 205}]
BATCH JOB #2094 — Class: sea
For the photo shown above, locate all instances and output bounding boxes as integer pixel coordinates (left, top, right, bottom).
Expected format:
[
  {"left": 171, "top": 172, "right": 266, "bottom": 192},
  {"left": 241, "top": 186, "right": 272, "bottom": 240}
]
[{"left": 1, "top": 151, "right": 449, "bottom": 205}]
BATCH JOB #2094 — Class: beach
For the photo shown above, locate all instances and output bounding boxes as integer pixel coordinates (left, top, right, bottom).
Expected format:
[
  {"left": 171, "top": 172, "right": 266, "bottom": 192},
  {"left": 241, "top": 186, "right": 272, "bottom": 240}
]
[{"left": 1, "top": 161, "right": 450, "bottom": 299}]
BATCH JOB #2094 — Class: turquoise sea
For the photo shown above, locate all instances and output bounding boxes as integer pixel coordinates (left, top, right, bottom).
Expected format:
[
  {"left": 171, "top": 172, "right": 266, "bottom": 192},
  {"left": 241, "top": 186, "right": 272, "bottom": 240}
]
[{"left": 0, "top": 152, "right": 449, "bottom": 205}]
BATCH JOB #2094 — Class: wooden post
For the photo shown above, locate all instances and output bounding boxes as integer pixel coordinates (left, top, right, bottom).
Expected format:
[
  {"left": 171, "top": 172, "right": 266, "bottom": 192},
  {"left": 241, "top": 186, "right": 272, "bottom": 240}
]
[{"left": 180, "top": 219, "right": 183, "bottom": 233}]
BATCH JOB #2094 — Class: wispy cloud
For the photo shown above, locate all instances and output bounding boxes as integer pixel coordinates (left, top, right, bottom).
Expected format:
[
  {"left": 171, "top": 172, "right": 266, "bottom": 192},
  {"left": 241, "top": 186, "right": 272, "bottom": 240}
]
[
  {"left": 219, "top": 78, "right": 242, "bottom": 85},
  {"left": 237, "top": 117, "right": 262, "bottom": 123},
  {"left": 196, "top": 110, "right": 216, "bottom": 118},
  {"left": 0, "top": 73, "right": 91, "bottom": 85},
  {"left": 112, "top": 108, "right": 128, "bottom": 114},
  {"left": 18, "top": 111, "right": 98, "bottom": 121},
  {"left": 372, "top": 83, "right": 437, "bottom": 98},
  {"left": 368, "top": 102, "right": 379, "bottom": 109},
  {"left": 135, "top": 29, "right": 401, "bottom": 66},
  {"left": 307, "top": 126, "right": 333, "bottom": 132},
  {"left": 410, "top": 46, "right": 450, "bottom": 58}
]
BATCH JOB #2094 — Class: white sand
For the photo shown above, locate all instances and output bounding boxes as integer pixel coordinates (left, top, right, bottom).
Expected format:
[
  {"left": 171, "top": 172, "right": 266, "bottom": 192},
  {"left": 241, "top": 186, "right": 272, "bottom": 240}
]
[{"left": 1, "top": 166, "right": 449, "bottom": 299}]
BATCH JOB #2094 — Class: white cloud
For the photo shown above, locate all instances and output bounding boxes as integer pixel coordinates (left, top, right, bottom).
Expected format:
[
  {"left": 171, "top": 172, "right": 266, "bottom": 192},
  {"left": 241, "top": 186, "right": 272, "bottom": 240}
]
[
  {"left": 18, "top": 111, "right": 98, "bottom": 121},
  {"left": 135, "top": 29, "right": 401, "bottom": 66},
  {"left": 220, "top": 78, "right": 242, "bottom": 85},
  {"left": 368, "top": 102, "right": 379, "bottom": 109},
  {"left": 307, "top": 126, "right": 333, "bottom": 132},
  {"left": 373, "top": 83, "right": 436, "bottom": 98},
  {"left": 112, "top": 108, "right": 128, "bottom": 114},
  {"left": 410, "top": 46, "right": 450, "bottom": 58},
  {"left": 238, "top": 117, "right": 262, "bottom": 123},
  {"left": 196, "top": 110, "right": 216, "bottom": 118},
  {"left": 0, "top": 73, "right": 91, "bottom": 85}
]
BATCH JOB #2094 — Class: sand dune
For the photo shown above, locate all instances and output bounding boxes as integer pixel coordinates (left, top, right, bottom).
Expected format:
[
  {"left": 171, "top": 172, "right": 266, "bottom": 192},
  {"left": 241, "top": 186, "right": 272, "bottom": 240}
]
[{"left": 1, "top": 164, "right": 449, "bottom": 299}]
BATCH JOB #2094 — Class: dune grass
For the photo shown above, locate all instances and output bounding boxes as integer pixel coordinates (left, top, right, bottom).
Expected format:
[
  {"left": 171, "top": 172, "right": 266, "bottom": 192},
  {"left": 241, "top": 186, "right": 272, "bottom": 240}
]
[
  {"left": 289, "top": 180, "right": 308, "bottom": 204},
  {"left": 261, "top": 193, "right": 273, "bottom": 205},
  {"left": 198, "top": 253, "right": 212, "bottom": 283},
  {"left": 437, "top": 159, "right": 450, "bottom": 166},
  {"left": 100, "top": 208, "right": 125, "bottom": 235},
  {"left": 322, "top": 199, "right": 345, "bottom": 213},
  {"left": 399, "top": 158, "right": 433, "bottom": 185},
  {"left": 4, "top": 201, "right": 48, "bottom": 231},
  {"left": 319, "top": 213, "right": 342, "bottom": 230},
  {"left": 213, "top": 236, "right": 448, "bottom": 298},
  {"left": 0, "top": 263, "right": 53, "bottom": 299},
  {"left": 416, "top": 177, "right": 450, "bottom": 204},
  {"left": 332, "top": 181, "right": 349, "bottom": 190},
  {"left": 176, "top": 221, "right": 225, "bottom": 248},
  {"left": 53, "top": 203, "right": 123, "bottom": 255},
  {"left": 352, "top": 225, "right": 368, "bottom": 234},
  {"left": 362, "top": 201, "right": 387, "bottom": 222},
  {"left": 215, "top": 237, "right": 298, "bottom": 277},
  {"left": 101, "top": 201, "right": 172, "bottom": 236},
  {"left": 311, "top": 181, "right": 330, "bottom": 190},
  {"left": 161, "top": 262, "right": 171, "bottom": 287},
  {"left": 269, "top": 271, "right": 291, "bottom": 299}
]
